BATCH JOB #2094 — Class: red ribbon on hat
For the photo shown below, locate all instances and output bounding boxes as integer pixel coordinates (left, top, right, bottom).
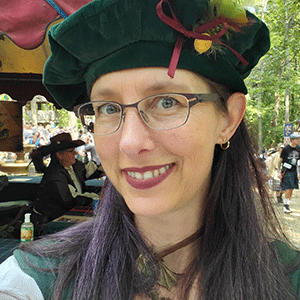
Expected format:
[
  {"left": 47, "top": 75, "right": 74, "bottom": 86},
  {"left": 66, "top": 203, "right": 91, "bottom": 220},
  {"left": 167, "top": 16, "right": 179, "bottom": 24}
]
[{"left": 156, "top": 0, "right": 249, "bottom": 78}]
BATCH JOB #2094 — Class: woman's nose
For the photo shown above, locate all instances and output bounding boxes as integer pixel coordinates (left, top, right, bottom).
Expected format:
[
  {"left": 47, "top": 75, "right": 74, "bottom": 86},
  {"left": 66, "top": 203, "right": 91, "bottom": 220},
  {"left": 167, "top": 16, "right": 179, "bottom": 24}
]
[{"left": 119, "top": 110, "right": 155, "bottom": 157}]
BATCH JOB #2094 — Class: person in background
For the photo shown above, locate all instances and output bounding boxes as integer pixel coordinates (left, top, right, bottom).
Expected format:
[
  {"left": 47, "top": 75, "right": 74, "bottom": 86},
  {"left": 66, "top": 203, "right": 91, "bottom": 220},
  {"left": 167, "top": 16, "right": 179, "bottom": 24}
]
[
  {"left": 0, "top": 1, "right": 299, "bottom": 299},
  {"left": 266, "top": 145, "right": 283, "bottom": 204},
  {"left": 38, "top": 124, "right": 52, "bottom": 144},
  {"left": 27, "top": 131, "right": 41, "bottom": 147},
  {"left": 78, "top": 133, "right": 102, "bottom": 166},
  {"left": 28, "top": 133, "right": 103, "bottom": 226},
  {"left": 279, "top": 132, "right": 300, "bottom": 213},
  {"left": 77, "top": 133, "right": 90, "bottom": 163},
  {"left": 23, "top": 122, "right": 33, "bottom": 141},
  {"left": 85, "top": 135, "right": 101, "bottom": 166},
  {"left": 77, "top": 129, "right": 83, "bottom": 139},
  {"left": 53, "top": 125, "right": 65, "bottom": 136}
]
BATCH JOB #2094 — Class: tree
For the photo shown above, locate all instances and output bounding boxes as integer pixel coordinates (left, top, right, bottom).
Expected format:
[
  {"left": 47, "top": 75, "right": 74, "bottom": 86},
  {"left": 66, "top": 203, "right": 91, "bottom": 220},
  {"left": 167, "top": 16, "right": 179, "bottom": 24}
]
[{"left": 245, "top": 0, "right": 300, "bottom": 150}]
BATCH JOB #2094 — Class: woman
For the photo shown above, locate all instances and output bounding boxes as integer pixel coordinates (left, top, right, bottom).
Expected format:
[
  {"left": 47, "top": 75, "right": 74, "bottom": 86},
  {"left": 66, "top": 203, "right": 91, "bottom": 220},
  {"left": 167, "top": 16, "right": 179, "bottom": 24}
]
[{"left": 0, "top": 0, "right": 299, "bottom": 299}]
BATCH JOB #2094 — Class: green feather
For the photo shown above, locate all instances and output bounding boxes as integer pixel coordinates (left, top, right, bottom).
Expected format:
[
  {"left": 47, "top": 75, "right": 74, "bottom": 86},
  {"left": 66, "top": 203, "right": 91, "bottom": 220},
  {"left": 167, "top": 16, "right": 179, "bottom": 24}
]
[{"left": 208, "top": 0, "right": 248, "bottom": 23}]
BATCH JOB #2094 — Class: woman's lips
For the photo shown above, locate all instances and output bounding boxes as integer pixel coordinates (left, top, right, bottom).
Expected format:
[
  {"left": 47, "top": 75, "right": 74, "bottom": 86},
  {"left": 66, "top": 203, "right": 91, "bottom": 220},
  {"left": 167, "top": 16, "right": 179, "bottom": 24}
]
[{"left": 123, "top": 163, "right": 174, "bottom": 190}]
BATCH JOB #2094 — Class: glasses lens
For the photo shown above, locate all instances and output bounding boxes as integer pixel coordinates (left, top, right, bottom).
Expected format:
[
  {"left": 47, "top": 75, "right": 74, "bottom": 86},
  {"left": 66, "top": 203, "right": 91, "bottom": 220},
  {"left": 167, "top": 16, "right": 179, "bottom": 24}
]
[
  {"left": 78, "top": 102, "right": 122, "bottom": 135},
  {"left": 138, "top": 94, "right": 189, "bottom": 130}
]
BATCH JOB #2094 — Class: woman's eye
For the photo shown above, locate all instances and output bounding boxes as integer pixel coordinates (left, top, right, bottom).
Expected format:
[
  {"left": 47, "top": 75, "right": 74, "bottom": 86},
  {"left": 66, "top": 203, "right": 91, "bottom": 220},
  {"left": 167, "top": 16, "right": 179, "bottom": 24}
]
[
  {"left": 96, "top": 103, "right": 120, "bottom": 115},
  {"left": 156, "top": 97, "right": 177, "bottom": 109}
]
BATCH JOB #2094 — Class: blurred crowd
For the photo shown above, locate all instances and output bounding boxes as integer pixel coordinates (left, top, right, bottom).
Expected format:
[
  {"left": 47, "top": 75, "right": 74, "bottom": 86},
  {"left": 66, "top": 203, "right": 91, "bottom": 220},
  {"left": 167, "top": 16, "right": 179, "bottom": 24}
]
[{"left": 0, "top": 122, "right": 100, "bottom": 167}]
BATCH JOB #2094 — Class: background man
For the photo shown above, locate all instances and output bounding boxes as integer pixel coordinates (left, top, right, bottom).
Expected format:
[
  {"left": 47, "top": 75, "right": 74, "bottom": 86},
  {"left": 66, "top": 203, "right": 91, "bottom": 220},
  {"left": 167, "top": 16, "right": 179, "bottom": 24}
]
[{"left": 279, "top": 132, "right": 300, "bottom": 213}]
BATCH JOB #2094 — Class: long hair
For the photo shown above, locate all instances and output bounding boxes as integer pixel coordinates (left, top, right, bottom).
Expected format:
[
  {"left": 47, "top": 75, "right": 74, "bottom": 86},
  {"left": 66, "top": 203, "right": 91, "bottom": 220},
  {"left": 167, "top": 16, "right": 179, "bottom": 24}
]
[{"left": 20, "top": 83, "right": 297, "bottom": 299}]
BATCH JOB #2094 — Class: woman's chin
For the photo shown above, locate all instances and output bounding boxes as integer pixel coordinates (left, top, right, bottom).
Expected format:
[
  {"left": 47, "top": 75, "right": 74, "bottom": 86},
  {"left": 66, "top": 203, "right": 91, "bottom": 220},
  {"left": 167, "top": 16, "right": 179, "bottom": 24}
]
[{"left": 125, "top": 197, "right": 172, "bottom": 218}]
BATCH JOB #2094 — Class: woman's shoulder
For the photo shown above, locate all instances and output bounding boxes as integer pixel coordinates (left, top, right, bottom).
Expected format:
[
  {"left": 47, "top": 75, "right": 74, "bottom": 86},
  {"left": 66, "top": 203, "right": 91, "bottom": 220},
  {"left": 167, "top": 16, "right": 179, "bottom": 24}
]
[
  {"left": 272, "top": 240, "right": 300, "bottom": 295},
  {"left": 0, "top": 255, "right": 44, "bottom": 300},
  {"left": 12, "top": 246, "right": 74, "bottom": 299},
  {"left": 13, "top": 249, "right": 60, "bottom": 299},
  {"left": 9, "top": 231, "right": 92, "bottom": 299},
  {"left": 273, "top": 240, "right": 300, "bottom": 265}
]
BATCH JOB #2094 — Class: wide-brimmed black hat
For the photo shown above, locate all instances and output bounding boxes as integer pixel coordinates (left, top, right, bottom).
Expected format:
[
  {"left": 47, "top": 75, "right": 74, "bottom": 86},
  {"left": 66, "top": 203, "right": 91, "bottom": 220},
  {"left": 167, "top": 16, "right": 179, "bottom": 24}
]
[{"left": 30, "top": 133, "right": 84, "bottom": 158}]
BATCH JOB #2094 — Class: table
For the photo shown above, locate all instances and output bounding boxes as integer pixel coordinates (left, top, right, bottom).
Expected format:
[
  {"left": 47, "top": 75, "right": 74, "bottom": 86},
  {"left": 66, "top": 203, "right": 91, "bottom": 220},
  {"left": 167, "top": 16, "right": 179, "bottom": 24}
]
[
  {"left": 0, "top": 175, "right": 104, "bottom": 202},
  {"left": 42, "top": 206, "right": 94, "bottom": 235},
  {"left": 0, "top": 175, "right": 42, "bottom": 202},
  {"left": 0, "top": 162, "right": 29, "bottom": 175}
]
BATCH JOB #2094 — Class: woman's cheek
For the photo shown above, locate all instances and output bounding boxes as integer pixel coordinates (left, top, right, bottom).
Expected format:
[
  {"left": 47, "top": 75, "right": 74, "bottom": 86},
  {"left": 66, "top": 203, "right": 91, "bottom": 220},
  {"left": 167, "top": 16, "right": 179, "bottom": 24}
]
[{"left": 95, "top": 137, "right": 118, "bottom": 161}]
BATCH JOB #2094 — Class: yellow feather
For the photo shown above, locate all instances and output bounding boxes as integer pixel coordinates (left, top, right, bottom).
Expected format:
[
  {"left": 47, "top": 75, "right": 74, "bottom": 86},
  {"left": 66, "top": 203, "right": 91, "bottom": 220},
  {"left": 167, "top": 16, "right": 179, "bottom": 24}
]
[{"left": 208, "top": 0, "right": 248, "bottom": 24}]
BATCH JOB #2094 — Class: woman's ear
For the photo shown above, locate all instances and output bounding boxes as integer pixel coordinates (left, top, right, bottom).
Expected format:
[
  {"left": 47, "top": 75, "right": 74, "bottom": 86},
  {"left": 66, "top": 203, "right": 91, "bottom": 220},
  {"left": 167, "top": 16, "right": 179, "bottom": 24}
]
[{"left": 218, "top": 92, "right": 246, "bottom": 143}]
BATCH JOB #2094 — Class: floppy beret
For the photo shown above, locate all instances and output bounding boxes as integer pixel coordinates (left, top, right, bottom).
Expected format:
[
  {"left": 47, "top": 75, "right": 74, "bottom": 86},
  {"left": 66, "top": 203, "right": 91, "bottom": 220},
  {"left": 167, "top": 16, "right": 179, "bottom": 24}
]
[{"left": 43, "top": 0, "right": 270, "bottom": 110}]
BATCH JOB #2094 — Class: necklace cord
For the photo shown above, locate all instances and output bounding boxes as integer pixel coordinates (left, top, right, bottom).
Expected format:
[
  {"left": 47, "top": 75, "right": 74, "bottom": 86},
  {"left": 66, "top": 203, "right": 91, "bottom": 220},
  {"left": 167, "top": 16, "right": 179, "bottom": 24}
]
[{"left": 156, "top": 227, "right": 204, "bottom": 260}]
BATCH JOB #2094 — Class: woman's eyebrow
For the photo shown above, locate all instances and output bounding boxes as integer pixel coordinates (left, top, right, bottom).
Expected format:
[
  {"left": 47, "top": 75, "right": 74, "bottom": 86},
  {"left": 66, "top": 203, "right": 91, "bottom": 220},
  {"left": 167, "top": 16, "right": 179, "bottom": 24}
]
[
  {"left": 91, "top": 82, "right": 189, "bottom": 99},
  {"left": 91, "top": 88, "right": 117, "bottom": 99},
  {"left": 143, "top": 82, "right": 189, "bottom": 93}
]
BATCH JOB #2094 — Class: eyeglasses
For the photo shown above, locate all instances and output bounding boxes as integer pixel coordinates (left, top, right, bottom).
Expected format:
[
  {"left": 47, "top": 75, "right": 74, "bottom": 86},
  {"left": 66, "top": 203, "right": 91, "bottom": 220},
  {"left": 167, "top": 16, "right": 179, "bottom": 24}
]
[{"left": 77, "top": 93, "right": 220, "bottom": 135}]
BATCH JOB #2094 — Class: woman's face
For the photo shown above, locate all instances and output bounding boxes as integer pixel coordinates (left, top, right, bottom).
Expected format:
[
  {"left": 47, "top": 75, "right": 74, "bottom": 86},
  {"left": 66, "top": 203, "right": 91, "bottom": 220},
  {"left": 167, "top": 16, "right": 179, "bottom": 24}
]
[{"left": 91, "top": 68, "right": 229, "bottom": 218}]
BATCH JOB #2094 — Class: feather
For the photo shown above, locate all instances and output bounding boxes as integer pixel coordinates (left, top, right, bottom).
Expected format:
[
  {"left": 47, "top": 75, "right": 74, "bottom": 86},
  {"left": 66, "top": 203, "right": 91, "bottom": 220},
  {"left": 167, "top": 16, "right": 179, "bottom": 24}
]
[
  {"left": 192, "top": 0, "right": 249, "bottom": 55},
  {"left": 208, "top": 0, "right": 248, "bottom": 24}
]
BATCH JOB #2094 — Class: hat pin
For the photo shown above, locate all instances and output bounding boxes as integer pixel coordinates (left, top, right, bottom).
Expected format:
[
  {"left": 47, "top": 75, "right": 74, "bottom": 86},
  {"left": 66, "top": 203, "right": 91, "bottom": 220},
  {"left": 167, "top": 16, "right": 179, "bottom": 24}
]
[{"left": 156, "top": 0, "right": 249, "bottom": 78}]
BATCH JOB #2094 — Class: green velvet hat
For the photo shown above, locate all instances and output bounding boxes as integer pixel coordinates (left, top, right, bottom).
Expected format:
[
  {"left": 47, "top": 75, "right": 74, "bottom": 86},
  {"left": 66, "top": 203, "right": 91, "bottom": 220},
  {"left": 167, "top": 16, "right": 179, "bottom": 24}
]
[{"left": 43, "top": 0, "right": 270, "bottom": 111}]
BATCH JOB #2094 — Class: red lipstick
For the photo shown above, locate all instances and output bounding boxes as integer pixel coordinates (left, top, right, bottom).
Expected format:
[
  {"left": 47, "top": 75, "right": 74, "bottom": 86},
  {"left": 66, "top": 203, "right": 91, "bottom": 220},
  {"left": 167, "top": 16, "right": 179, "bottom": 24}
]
[{"left": 123, "top": 163, "right": 174, "bottom": 190}]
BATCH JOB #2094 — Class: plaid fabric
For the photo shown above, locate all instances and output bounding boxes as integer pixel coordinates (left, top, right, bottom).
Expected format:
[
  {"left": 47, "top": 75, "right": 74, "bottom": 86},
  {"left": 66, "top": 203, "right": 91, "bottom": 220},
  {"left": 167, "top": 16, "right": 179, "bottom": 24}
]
[{"left": 281, "top": 171, "right": 299, "bottom": 190}]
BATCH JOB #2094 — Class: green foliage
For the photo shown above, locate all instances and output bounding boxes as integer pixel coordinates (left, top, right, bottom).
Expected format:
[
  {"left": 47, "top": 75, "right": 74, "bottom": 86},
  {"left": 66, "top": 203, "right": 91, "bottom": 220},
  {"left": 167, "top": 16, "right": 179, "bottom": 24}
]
[
  {"left": 57, "top": 108, "right": 69, "bottom": 128},
  {"left": 57, "top": 108, "right": 83, "bottom": 129},
  {"left": 244, "top": 0, "right": 300, "bottom": 150}
]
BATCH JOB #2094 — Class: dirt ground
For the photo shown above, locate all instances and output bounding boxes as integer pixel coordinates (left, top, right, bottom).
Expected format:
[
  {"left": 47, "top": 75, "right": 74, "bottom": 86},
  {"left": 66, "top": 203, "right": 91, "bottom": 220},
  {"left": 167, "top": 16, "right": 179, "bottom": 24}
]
[{"left": 271, "top": 188, "right": 300, "bottom": 249}]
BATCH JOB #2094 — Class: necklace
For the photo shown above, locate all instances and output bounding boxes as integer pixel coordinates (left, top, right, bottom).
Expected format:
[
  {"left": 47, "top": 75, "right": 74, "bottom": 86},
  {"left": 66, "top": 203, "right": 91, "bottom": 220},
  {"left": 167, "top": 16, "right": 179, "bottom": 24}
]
[{"left": 137, "top": 228, "right": 204, "bottom": 300}]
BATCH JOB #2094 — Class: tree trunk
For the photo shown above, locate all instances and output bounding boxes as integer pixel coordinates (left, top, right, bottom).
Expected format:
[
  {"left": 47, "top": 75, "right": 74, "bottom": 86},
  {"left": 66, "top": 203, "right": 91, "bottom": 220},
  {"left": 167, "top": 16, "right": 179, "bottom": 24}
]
[
  {"left": 272, "top": 92, "right": 281, "bottom": 127},
  {"left": 68, "top": 111, "right": 78, "bottom": 139},
  {"left": 283, "top": 0, "right": 292, "bottom": 124},
  {"left": 257, "top": 0, "right": 268, "bottom": 153},
  {"left": 30, "top": 98, "right": 38, "bottom": 128}
]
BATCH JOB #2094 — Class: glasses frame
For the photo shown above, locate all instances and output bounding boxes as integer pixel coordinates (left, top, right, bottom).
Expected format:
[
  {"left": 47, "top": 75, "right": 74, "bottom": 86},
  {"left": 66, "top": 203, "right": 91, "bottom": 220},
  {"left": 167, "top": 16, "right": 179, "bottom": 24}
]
[{"left": 77, "top": 93, "right": 221, "bottom": 135}]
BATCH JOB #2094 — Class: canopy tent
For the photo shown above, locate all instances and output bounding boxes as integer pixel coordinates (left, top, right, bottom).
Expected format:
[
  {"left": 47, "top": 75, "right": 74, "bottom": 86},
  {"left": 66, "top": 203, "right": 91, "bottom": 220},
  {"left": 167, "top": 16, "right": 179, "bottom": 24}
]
[
  {"left": 0, "top": 0, "right": 93, "bottom": 152},
  {"left": 0, "top": 0, "right": 93, "bottom": 107},
  {"left": 0, "top": 33, "right": 60, "bottom": 107}
]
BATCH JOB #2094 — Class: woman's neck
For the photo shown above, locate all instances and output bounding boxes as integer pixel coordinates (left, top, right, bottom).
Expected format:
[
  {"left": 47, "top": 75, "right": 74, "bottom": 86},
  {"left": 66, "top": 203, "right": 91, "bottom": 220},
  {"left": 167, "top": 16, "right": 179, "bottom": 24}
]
[{"left": 135, "top": 207, "right": 203, "bottom": 273}]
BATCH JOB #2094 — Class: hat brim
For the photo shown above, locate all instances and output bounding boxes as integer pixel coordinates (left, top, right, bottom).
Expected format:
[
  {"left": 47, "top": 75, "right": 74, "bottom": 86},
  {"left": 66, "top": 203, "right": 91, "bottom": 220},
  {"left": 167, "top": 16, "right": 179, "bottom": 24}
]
[{"left": 37, "top": 140, "right": 84, "bottom": 157}]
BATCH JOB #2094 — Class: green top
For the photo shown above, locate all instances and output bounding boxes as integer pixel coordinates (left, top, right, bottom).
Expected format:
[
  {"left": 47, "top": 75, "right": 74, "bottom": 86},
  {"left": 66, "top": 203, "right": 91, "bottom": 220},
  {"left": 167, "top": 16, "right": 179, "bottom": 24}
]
[
  {"left": 14, "top": 240, "right": 300, "bottom": 299},
  {"left": 13, "top": 249, "right": 72, "bottom": 299},
  {"left": 273, "top": 240, "right": 300, "bottom": 295}
]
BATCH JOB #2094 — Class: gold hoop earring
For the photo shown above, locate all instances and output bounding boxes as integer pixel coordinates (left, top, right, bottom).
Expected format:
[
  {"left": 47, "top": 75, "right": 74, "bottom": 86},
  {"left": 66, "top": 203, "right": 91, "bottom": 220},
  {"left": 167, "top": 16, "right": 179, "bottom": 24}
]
[{"left": 220, "top": 139, "right": 230, "bottom": 150}]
